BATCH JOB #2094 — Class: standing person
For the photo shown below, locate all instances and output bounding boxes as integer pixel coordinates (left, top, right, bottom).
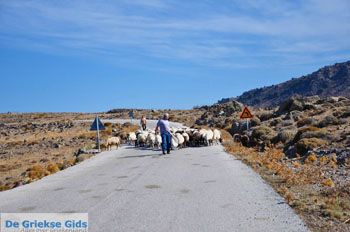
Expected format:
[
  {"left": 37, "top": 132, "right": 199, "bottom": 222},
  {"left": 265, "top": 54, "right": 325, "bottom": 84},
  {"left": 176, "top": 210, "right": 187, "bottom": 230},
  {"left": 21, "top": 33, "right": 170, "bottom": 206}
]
[
  {"left": 155, "top": 113, "right": 172, "bottom": 155},
  {"left": 140, "top": 115, "right": 147, "bottom": 131}
]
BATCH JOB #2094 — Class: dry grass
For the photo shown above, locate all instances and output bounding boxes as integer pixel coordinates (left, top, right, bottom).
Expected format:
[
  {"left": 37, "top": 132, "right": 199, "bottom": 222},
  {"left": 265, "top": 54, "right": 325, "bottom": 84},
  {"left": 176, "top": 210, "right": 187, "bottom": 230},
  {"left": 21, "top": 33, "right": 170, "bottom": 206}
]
[
  {"left": 220, "top": 129, "right": 233, "bottom": 142},
  {"left": 120, "top": 124, "right": 139, "bottom": 133},
  {"left": 224, "top": 141, "right": 350, "bottom": 231},
  {"left": 27, "top": 165, "right": 50, "bottom": 180},
  {"left": 0, "top": 129, "right": 93, "bottom": 145},
  {"left": 0, "top": 122, "right": 96, "bottom": 190},
  {"left": 47, "top": 163, "right": 60, "bottom": 174},
  {"left": 0, "top": 184, "right": 11, "bottom": 191}
]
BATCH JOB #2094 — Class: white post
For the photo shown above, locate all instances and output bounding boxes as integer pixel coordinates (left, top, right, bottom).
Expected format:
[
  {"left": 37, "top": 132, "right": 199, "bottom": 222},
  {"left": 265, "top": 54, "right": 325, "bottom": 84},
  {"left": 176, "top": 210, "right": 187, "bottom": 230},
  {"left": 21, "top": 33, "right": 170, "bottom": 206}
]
[
  {"left": 96, "top": 116, "right": 100, "bottom": 152},
  {"left": 246, "top": 119, "right": 249, "bottom": 131}
]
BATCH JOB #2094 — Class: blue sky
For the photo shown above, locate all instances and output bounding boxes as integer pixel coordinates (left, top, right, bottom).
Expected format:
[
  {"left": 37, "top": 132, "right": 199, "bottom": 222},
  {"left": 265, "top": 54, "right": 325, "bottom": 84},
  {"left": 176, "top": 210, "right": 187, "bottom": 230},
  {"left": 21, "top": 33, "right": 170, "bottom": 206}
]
[{"left": 1, "top": 0, "right": 349, "bottom": 112}]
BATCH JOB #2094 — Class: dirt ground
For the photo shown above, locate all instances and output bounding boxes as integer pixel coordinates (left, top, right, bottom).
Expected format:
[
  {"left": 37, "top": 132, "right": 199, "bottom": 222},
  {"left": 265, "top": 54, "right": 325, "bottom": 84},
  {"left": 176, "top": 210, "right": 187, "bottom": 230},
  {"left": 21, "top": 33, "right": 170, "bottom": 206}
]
[{"left": 0, "top": 109, "right": 204, "bottom": 190}]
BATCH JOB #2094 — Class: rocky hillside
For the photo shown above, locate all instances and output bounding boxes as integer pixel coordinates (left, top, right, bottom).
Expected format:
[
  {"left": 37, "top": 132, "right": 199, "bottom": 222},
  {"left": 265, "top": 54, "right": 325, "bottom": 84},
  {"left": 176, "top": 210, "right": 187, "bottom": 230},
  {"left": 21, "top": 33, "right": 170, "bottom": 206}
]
[
  {"left": 219, "top": 61, "right": 350, "bottom": 107},
  {"left": 194, "top": 101, "right": 243, "bottom": 129},
  {"left": 222, "top": 95, "right": 350, "bottom": 231}
]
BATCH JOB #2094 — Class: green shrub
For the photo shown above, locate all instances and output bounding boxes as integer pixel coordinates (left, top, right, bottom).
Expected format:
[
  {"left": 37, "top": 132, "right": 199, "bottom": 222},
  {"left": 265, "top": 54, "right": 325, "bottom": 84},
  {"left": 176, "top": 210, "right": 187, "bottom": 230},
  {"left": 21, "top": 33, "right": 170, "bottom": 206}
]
[
  {"left": 258, "top": 112, "right": 274, "bottom": 121},
  {"left": 295, "top": 138, "right": 328, "bottom": 156},
  {"left": 252, "top": 126, "right": 277, "bottom": 143},
  {"left": 300, "top": 129, "right": 329, "bottom": 140},
  {"left": 270, "top": 118, "right": 283, "bottom": 127},
  {"left": 318, "top": 115, "right": 340, "bottom": 127},
  {"left": 293, "top": 126, "right": 322, "bottom": 142},
  {"left": 340, "top": 109, "right": 350, "bottom": 118},
  {"left": 297, "top": 118, "right": 317, "bottom": 127},
  {"left": 277, "top": 129, "right": 297, "bottom": 143}
]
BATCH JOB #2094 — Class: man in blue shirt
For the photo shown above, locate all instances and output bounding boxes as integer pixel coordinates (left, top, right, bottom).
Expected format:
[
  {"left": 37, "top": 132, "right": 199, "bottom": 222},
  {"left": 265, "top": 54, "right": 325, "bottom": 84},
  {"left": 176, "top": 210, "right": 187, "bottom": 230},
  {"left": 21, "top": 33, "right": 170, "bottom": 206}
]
[{"left": 155, "top": 113, "right": 172, "bottom": 155}]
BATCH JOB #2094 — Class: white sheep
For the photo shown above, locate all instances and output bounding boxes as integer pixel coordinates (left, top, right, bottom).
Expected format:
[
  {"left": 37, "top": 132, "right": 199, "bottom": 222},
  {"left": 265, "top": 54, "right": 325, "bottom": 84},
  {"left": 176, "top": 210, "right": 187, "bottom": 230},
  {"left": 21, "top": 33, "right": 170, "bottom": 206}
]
[
  {"left": 213, "top": 129, "right": 221, "bottom": 144},
  {"left": 105, "top": 136, "right": 120, "bottom": 151},
  {"left": 155, "top": 134, "right": 162, "bottom": 149},
  {"left": 127, "top": 132, "right": 137, "bottom": 145},
  {"left": 137, "top": 131, "right": 148, "bottom": 147},
  {"left": 175, "top": 133, "right": 185, "bottom": 148},
  {"left": 198, "top": 128, "right": 207, "bottom": 137},
  {"left": 204, "top": 129, "right": 214, "bottom": 146},
  {"left": 146, "top": 132, "right": 156, "bottom": 148},
  {"left": 171, "top": 135, "right": 179, "bottom": 148},
  {"left": 182, "top": 132, "right": 189, "bottom": 147}
]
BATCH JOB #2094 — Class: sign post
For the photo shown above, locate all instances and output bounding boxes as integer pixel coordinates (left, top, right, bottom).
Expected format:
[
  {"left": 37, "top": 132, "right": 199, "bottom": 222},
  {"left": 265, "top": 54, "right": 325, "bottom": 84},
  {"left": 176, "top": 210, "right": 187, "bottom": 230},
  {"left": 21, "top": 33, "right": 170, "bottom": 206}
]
[
  {"left": 90, "top": 116, "right": 105, "bottom": 152},
  {"left": 240, "top": 106, "right": 253, "bottom": 131},
  {"left": 96, "top": 117, "right": 100, "bottom": 152}
]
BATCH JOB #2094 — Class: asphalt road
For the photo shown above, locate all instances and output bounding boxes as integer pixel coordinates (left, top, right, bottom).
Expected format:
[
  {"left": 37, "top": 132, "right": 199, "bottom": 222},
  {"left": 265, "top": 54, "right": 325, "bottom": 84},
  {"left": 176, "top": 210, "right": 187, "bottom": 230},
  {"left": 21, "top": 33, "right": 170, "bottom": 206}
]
[{"left": 0, "top": 120, "right": 308, "bottom": 232}]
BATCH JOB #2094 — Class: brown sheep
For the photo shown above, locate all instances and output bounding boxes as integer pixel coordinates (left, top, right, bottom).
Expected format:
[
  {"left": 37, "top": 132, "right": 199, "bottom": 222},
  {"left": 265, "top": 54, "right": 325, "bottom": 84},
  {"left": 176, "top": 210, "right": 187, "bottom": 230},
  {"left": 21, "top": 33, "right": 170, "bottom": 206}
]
[{"left": 105, "top": 136, "right": 121, "bottom": 151}]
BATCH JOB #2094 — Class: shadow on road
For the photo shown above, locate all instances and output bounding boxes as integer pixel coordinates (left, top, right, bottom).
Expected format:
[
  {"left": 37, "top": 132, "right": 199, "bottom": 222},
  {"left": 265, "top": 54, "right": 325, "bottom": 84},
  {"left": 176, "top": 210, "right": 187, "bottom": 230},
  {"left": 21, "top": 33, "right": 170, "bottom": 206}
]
[{"left": 118, "top": 154, "right": 160, "bottom": 159}]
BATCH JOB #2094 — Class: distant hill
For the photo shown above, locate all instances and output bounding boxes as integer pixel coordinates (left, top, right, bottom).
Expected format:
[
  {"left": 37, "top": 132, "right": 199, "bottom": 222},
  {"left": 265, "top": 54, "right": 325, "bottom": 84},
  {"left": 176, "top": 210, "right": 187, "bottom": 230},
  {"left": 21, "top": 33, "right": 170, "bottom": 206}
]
[{"left": 218, "top": 61, "right": 350, "bottom": 107}]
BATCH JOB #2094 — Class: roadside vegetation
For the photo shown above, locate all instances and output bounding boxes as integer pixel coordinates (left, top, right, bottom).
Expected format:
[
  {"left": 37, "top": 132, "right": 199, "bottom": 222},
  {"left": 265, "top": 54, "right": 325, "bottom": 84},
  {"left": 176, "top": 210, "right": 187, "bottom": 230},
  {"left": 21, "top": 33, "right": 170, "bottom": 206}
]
[
  {"left": 213, "top": 96, "right": 350, "bottom": 232},
  {"left": 224, "top": 141, "right": 350, "bottom": 231}
]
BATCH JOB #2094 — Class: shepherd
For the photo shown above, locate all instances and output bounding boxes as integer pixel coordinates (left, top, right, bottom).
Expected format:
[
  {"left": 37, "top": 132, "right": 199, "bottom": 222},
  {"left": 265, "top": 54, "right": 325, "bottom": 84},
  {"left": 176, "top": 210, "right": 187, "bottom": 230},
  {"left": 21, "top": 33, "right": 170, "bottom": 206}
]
[
  {"left": 140, "top": 115, "right": 147, "bottom": 131},
  {"left": 155, "top": 113, "right": 172, "bottom": 155}
]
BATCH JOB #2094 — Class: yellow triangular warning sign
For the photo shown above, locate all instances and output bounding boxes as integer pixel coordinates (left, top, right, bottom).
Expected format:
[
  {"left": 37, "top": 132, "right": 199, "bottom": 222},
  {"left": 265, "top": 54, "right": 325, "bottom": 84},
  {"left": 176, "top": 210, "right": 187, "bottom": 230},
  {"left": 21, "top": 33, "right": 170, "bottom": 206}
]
[{"left": 240, "top": 106, "right": 253, "bottom": 119}]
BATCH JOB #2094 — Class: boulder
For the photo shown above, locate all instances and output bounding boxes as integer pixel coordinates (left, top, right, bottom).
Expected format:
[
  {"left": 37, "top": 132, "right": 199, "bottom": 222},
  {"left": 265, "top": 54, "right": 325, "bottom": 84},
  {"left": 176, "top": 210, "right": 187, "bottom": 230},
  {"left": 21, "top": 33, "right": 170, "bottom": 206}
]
[
  {"left": 284, "top": 110, "right": 303, "bottom": 121},
  {"left": 250, "top": 117, "right": 261, "bottom": 127},
  {"left": 284, "top": 145, "right": 297, "bottom": 158},
  {"left": 277, "top": 98, "right": 304, "bottom": 114},
  {"left": 326, "top": 96, "right": 340, "bottom": 103},
  {"left": 281, "top": 120, "right": 294, "bottom": 127},
  {"left": 230, "top": 121, "right": 241, "bottom": 134},
  {"left": 230, "top": 120, "right": 251, "bottom": 134},
  {"left": 52, "top": 143, "right": 60, "bottom": 149},
  {"left": 303, "top": 95, "right": 321, "bottom": 104},
  {"left": 74, "top": 148, "right": 87, "bottom": 157}
]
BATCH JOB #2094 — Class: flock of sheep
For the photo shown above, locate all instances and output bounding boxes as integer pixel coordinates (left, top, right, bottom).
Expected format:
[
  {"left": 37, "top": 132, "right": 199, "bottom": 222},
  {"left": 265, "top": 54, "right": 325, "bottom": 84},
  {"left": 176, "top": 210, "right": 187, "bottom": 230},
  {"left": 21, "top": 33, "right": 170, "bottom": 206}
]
[{"left": 105, "top": 127, "right": 222, "bottom": 151}]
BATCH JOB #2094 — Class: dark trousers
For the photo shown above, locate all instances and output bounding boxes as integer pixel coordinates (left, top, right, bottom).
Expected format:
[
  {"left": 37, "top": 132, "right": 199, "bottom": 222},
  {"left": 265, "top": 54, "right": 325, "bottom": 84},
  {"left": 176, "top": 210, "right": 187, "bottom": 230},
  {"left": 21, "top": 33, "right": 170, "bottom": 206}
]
[{"left": 161, "top": 132, "right": 172, "bottom": 153}]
